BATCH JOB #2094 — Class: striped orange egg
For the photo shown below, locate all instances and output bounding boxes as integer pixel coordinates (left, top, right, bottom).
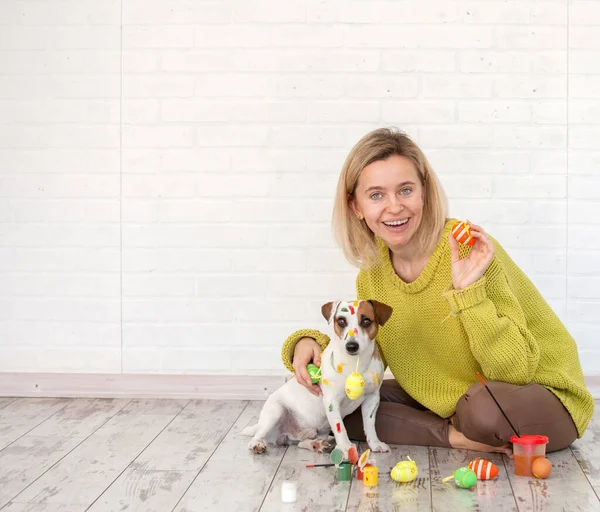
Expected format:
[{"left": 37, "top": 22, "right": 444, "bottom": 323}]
[
  {"left": 451, "top": 221, "right": 476, "bottom": 246},
  {"left": 468, "top": 459, "right": 498, "bottom": 480}
]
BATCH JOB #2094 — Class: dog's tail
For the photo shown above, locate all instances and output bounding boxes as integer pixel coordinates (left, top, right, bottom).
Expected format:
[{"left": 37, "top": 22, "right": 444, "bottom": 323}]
[{"left": 241, "top": 424, "right": 258, "bottom": 436}]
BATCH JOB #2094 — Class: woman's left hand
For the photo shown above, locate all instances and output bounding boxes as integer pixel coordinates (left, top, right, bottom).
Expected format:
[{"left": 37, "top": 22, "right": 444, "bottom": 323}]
[{"left": 448, "top": 221, "right": 495, "bottom": 290}]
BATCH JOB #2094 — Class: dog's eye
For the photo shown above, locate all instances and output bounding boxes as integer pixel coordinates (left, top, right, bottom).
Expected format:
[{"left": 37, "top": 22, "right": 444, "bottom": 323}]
[
  {"left": 361, "top": 318, "right": 372, "bottom": 327},
  {"left": 337, "top": 318, "right": 347, "bottom": 328}
]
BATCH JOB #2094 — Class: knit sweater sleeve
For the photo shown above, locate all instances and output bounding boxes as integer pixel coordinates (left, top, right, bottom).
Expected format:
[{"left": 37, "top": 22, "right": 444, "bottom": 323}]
[
  {"left": 442, "top": 251, "right": 541, "bottom": 384},
  {"left": 280, "top": 329, "right": 330, "bottom": 374}
]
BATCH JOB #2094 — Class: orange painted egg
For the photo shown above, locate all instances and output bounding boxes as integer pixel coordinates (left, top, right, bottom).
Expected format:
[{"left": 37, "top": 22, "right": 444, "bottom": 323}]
[
  {"left": 451, "top": 221, "right": 476, "bottom": 246},
  {"left": 532, "top": 457, "right": 552, "bottom": 479},
  {"left": 468, "top": 459, "right": 498, "bottom": 480}
]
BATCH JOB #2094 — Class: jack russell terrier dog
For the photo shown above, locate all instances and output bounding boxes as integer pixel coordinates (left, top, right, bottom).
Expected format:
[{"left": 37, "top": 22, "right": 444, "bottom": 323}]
[{"left": 243, "top": 299, "right": 393, "bottom": 459}]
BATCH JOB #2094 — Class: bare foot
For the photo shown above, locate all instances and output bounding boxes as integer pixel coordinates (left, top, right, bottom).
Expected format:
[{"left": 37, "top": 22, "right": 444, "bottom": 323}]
[{"left": 448, "top": 425, "right": 513, "bottom": 458}]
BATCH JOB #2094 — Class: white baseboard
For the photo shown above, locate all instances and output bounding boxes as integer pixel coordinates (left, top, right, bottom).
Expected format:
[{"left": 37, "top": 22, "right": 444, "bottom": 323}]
[
  {"left": 0, "top": 373, "right": 598, "bottom": 401},
  {"left": 0, "top": 372, "right": 287, "bottom": 400}
]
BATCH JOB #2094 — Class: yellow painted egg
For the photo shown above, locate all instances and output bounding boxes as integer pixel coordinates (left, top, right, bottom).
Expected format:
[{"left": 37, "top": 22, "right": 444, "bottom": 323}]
[
  {"left": 391, "top": 458, "right": 418, "bottom": 482},
  {"left": 345, "top": 371, "right": 365, "bottom": 400}
]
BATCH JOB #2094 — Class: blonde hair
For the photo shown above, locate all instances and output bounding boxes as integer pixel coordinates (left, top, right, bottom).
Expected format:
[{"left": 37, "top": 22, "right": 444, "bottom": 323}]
[{"left": 333, "top": 127, "right": 448, "bottom": 269}]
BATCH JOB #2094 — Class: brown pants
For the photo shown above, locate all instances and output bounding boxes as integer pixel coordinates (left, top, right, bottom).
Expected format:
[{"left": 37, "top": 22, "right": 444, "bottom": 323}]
[{"left": 345, "top": 379, "right": 578, "bottom": 453}]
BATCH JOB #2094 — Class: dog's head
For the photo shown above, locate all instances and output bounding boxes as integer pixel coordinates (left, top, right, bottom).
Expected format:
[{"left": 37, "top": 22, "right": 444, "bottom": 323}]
[{"left": 321, "top": 300, "right": 393, "bottom": 356}]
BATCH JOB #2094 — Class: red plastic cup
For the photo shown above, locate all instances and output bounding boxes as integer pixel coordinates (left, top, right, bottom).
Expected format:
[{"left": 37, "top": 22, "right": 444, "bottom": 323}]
[{"left": 511, "top": 435, "right": 549, "bottom": 476}]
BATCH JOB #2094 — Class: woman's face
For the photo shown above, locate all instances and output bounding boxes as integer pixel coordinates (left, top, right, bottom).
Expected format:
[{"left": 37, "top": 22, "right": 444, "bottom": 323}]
[{"left": 350, "top": 155, "right": 425, "bottom": 252}]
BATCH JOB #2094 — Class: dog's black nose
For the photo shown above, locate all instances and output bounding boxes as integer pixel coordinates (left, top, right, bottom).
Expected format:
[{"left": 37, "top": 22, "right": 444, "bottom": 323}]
[{"left": 346, "top": 341, "right": 359, "bottom": 354}]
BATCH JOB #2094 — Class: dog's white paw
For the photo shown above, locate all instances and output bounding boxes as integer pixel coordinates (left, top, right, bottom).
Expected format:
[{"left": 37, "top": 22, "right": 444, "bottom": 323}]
[
  {"left": 298, "top": 439, "right": 333, "bottom": 453},
  {"left": 368, "top": 440, "right": 390, "bottom": 453},
  {"left": 248, "top": 440, "right": 267, "bottom": 454},
  {"left": 319, "top": 440, "right": 334, "bottom": 453},
  {"left": 335, "top": 441, "right": 353, "bottom": 460}
]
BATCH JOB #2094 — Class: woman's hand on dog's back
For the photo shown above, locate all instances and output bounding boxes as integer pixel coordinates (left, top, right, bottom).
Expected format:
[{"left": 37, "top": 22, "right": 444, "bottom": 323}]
[{"left": 293, "top": 337, "right": 322, "bottom": 396}]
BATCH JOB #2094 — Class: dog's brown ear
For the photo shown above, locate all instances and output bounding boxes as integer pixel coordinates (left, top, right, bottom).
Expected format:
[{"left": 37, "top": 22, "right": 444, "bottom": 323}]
[
  {"left": 321, "top": 301, "right": 339, "bottom": 324},
  {"left": 369, "top": 300, "right": 393, "bottom": 326}
]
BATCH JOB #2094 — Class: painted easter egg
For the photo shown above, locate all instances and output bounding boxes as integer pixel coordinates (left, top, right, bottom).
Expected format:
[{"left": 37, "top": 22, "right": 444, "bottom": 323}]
[
  {"left": 391, "top": 461, "right": 418, "bottom": 482},
  {"left": 451, "top": 467, "right": 477, "bottom": 489},
  {"left": 306, "top": 363, "right": 321, "bottom": 384},
  {"left": 532, "top": 457, "right": 552, "bottom": 479},
  {"left": 468, "top": 459, "right": 498, "bottom": 480},
  {"left": 345, "top": 371, "right": 365, "bottom": 400},
  {"left": 390, "top": 457, "right": 418, "bottom": 482},
  {"left": 451, "top": 221, "right": 476, "bottom": 246}
]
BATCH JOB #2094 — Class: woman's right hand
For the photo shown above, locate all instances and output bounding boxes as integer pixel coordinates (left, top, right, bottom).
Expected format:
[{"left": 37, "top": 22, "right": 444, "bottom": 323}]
[{"left": 293, "top": 337, "right": 323, "bottom": 397}]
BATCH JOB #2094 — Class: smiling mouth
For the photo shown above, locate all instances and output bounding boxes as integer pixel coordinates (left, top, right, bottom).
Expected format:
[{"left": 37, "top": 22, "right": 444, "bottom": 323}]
[{"left": 383, "top": 219, "right": 409, "bottom": 227}]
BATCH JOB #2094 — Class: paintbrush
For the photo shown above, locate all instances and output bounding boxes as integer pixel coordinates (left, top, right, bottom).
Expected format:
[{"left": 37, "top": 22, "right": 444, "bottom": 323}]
[
  {"left": 305, "top": 463, "right": 335, "bottom": 468},
  {"left": 476, "top": 372, "right": 520, "bottom": 438}
]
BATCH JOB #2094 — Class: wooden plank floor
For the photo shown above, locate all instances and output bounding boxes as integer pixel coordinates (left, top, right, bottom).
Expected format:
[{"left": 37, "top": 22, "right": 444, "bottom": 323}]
[{"left": 0, "top": 398, "right": 598, "bottom": 511}]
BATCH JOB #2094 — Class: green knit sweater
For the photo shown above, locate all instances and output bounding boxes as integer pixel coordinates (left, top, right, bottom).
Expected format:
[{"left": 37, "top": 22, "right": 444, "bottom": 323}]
[{"left": 282, "top": 218, "right": 594, "bottom": 438}]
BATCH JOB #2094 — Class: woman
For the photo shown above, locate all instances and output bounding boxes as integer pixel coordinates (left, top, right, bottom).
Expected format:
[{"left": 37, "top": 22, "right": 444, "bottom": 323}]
[{"left": 281, "top": 127, "right": 594, "bottom": 454}]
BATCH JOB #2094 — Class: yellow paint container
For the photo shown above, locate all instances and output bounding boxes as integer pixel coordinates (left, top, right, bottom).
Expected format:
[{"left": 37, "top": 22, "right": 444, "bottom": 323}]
[{"left": 363, "top": 465, "right": 378, "bottom": 487}]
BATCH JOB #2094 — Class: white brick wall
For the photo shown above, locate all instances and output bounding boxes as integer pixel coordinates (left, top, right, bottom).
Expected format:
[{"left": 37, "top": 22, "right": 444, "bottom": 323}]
[
  {"left": 0, "top": 0, "right": 598, "bottom": 378},
  {"left": 0, "top": 0, "right": 122, "bottom": 372},
  {"left": 567, "top": 0, "right": 600, "bottom": 370}
]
